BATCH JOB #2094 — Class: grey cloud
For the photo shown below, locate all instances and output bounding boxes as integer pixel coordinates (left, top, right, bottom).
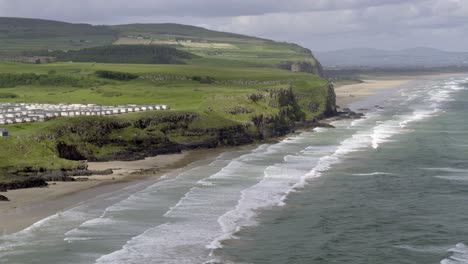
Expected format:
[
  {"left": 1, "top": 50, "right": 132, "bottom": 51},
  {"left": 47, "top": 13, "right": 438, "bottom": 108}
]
[
  {"left": 0, "top": 0, "right": 428, "bottom": 20},
  {"left": 0, "top": 0, "right": 467, "bottom": 51}
]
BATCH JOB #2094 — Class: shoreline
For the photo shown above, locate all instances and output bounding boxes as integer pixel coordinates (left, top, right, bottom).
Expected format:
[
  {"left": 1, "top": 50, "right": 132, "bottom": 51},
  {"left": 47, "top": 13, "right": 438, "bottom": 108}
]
[
  {"left": 0, "top": 147, "right": 229, "bottom": 235},
  {"left": 334, "top": 78, "right": 412, "bottom": 108},
  {"left": 334, "top": 73, "right": 467, "bottom": 109},
  {"left": 0, "top": 73, "right": 456, "bottom": 235}
]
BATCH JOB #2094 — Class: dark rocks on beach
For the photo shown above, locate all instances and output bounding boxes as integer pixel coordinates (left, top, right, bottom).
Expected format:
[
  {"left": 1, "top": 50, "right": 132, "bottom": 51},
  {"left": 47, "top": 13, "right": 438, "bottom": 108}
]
[
  {"left": 15, "top": 168, "right": 114, "bottom": 183},
  {"left": 336, "top": 108, "right": 365, "bottom": 120},
  {"left": 0, "top": 195, "right": 9, "bottom": 201},
  {"left": 0, "top": 177, "right": 48, "bottom": 192},
  {"left": 315, "top": 123, "right": 335, "bottom": 128},
  {"left": 75, "top": 178, "right": 89, "bottom": 182}
]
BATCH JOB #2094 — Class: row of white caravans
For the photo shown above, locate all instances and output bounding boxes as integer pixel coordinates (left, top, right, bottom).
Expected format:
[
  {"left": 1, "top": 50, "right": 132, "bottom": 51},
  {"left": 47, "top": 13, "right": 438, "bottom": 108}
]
[{"left": 0, "top": 103, "right": 169, "bottom": 125}]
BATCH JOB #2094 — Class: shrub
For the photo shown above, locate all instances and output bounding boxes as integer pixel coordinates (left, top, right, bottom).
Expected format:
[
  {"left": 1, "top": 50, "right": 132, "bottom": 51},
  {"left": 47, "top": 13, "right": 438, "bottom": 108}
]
[
  {"left": 192, "top": 76, "right": 215, "bottom": 84},
  {"left": 0, "top": 92, "right": 18, "bottom": 98},
  {"left": 96, "top": 70, "right": 139, "bottom": 81}
]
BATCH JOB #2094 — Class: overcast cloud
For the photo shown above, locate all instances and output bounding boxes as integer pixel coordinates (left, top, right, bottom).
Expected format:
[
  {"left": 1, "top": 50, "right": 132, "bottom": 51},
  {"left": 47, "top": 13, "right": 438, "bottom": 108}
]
[{"left": 1, "top": 0, "right": 468, "bottom": 51}]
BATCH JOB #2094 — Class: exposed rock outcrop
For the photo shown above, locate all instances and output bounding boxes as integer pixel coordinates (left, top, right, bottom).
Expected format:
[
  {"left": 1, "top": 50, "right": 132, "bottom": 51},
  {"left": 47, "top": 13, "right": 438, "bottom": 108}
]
[
  {"left": 277, "top": 60, "right": 325, "bottom": 77},
  {"left": 323, "top": 83, "right": 337, "bottom": 117},
  {"left": 336, "top": 108, "right": 365, "bottom": 119},
  {"left": 0, "top": 177, "right": 48, "bottom": 192}
]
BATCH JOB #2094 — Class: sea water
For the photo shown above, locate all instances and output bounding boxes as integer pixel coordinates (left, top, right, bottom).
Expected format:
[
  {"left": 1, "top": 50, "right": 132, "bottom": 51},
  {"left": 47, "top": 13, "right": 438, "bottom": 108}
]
[{"left": 0, "top": 75, "right": 467, "bottom": 263}]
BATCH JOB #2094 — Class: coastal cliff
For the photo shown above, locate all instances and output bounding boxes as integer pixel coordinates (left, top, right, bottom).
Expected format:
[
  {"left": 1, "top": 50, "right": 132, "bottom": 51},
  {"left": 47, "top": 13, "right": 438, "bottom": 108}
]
[{"left": 0, "top": 84, "right": 336, "bottom": 190}]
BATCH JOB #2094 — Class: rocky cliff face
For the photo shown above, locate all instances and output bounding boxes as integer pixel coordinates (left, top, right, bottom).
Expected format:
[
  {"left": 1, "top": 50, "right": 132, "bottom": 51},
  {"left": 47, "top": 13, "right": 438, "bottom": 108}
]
[
  {"left": 277, "top": 60, "right": 325, "bottom": 77},
  {"left": 323, "top": 83, "right": 337, "bottom": 117},
  {"left": 49, "top": 87, "right": 332, "bottom": 163},
  {"left": 50, "top": 113, "right": 260, "bottom": 162}
]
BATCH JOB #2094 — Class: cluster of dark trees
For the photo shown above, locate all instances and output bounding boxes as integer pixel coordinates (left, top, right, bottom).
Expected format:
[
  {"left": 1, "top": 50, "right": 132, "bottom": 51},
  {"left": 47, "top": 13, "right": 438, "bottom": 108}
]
[
  {"left": 96, "top": 70, "right": 139, "bottom": 81},
  {"left": 26, "top": 45, "right": 194, "bottom": 64},
  {"left": 191, "top": 76, "right": 216, "bottom": 84},
  {"left": 0, "top": 73, "right": 100, "bottom": 88}
]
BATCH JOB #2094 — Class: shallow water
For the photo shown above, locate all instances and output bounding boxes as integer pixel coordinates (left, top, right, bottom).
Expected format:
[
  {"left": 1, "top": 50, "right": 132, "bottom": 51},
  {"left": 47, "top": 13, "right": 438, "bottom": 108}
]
[{"left": 1, "top": 75, "right": 468, "bottom": 263}]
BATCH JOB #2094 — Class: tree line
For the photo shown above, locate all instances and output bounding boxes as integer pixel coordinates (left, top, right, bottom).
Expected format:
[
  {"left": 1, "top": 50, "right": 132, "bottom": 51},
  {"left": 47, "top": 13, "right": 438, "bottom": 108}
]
[{"left": 25, "top": 45, "right": 195, "bottom": 64}]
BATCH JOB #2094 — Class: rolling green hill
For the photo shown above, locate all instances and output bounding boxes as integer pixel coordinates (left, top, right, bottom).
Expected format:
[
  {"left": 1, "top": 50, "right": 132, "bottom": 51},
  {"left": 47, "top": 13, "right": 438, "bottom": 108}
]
[
  {"left": 0, "top": 17, "right": 118, "bottom": 54},
  {"left": 0, "top": 17, "right": 116, "bottom": 38},
  {"left": 111, "top": 23, "right": 261, "bottom": 40},
  {"left": 0, "top": 17, "right": 322, "bottom": 75},
  {"left": 111, "top": 23, "right": 320, "bottom": 73}
]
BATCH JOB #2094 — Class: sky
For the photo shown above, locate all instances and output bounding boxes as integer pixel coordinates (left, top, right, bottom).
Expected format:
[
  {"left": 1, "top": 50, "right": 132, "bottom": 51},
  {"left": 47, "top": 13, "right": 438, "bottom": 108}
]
[{"left": 1, "top": 0, "right": 468, "bottom": 52}]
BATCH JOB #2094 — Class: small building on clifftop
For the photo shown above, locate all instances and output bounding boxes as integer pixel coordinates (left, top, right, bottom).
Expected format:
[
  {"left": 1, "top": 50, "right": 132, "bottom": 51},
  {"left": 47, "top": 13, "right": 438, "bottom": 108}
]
[{"left": 0, "top": 128, "right": 9, "bottom": 137}]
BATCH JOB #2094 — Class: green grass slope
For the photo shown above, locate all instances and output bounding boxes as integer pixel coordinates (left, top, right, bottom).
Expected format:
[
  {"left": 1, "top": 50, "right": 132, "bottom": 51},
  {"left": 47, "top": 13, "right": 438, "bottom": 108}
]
[
  {"left": 111, "top": 23, "right": 320, "bottom": 72},
  {"left": 112, "top": 23, "right": 261, "bottom": 40},
  {"left": 0, "top": 17, "right": 117, "bottom": 54}
]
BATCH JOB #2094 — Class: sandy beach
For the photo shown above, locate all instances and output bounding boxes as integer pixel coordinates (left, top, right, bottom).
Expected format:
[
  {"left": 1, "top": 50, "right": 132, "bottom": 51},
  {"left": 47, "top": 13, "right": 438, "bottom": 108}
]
[
  {"left": 334, "top": 73, "right": 468, "bottom": 108},
  {"left": 0, "top": 148, "right": 226, "bottom": 234},
  {"left": 334, "top": 78, "right": 414, "bottom": 108}
]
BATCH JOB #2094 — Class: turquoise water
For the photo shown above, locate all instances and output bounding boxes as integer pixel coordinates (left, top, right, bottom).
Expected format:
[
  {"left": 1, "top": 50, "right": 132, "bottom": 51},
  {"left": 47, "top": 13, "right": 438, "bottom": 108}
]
[{"left": 0, "top": 75, "right": 467, "bottom": 263}]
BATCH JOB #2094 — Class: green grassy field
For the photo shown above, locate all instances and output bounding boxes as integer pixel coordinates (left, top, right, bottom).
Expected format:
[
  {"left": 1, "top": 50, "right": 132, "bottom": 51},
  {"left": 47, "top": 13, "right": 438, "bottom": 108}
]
[{"left": 0, "top": 61, "right": 327, "bottom": 122}]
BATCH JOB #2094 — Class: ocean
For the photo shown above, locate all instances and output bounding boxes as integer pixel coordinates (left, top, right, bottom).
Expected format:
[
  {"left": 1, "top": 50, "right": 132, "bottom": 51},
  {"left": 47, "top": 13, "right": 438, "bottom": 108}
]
[{"left": 1, "top": 75, "right": 468, "bottom": 264}]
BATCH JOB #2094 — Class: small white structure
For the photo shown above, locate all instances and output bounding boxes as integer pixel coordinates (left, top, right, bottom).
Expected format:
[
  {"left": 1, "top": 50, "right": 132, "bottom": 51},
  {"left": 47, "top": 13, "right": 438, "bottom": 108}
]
[{"left": 0, "top": 102, "right": 170, "bottom": 125}]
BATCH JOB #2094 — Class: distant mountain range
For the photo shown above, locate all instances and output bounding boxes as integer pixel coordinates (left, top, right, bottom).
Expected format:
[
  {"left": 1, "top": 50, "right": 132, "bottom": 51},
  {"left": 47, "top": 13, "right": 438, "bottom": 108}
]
[{"left": 316, "top": 47, "right": 468, "bottom": 67}]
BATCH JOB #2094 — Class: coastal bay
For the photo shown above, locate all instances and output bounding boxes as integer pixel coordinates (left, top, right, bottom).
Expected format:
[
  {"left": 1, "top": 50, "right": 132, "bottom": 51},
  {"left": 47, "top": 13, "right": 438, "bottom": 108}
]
[{"left": 0, "top": 75, "right": 415, "bottom": 235}]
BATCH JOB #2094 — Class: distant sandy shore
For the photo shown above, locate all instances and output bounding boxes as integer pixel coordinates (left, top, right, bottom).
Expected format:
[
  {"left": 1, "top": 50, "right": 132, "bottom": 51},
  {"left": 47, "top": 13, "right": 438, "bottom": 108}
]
[
  {"left": 334, "top": 78, "right": 413, "bottom": 108},
  {"left": 0, "top": 148, "right": 225, "bottom": 234},
  {"left": 334, "top": 73, "right": 467, "bottom": 108}
]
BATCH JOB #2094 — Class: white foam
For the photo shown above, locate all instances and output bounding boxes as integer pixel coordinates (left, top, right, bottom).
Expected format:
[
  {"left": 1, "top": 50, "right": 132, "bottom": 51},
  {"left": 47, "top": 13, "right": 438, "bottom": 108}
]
[
  {"left": 422, "top": 167, "right": 468, "bottom": 173},
  {"left": 206, "top": 117, "right": 410, "bottom": 253},
  {"left": 435, "top": 176, "right": 468, "bottom": 181},
  {"left": 441, "top": 243, "right": 468, "bottom": 264},
  {"left": 313, "top": 127, "right": 329, "bottom": 132},
  {"left": 394, "top": 244, "right": 449, "bottom": 253},
  {"left": 208, "top": 164, "right": 307, "bottom": 250},
  {"left": 95, "top": 142, "right": 288, "bottom": 263},
  {"left": 351, "top": 172, "right": 398, "bottom": 176},
  {"left": 64, "top": 152, "right": 240, "bottom": 244}
]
